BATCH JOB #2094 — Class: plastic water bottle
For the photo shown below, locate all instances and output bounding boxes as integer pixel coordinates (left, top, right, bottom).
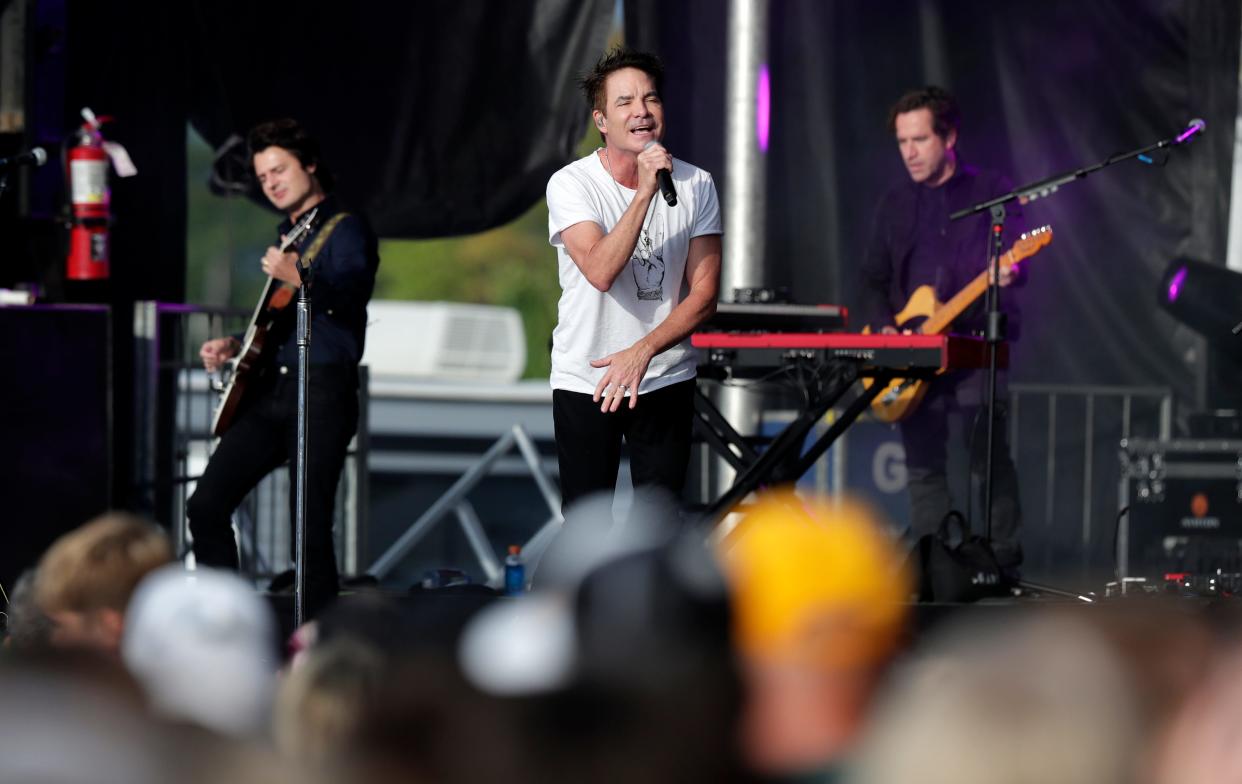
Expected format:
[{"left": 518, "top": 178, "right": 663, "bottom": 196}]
[{"left": 504, "top": 544, "right": 525, "bottom": 596}]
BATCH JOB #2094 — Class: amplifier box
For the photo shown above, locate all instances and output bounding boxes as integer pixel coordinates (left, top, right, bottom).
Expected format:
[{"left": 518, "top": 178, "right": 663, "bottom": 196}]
[{"left": 1119, "top": 439, "right": 1242, "bottom": 579}]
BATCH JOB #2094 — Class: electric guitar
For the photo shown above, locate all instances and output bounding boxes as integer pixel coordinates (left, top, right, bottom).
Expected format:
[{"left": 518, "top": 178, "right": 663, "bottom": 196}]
[
  {"left": 210, "top": 207, "right": 321, "bottom": 437},
  {"left": 864, "top": 225, "right": 1053, "bottom": 423}
]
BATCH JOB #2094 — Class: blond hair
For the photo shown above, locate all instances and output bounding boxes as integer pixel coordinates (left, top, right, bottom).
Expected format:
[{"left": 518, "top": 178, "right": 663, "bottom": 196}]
[
  {"left": 34, "top": 512, "right": 172, "bottom": 615},
  {"left": 273, "top": 639, "right": 387, "bottom": 766}
]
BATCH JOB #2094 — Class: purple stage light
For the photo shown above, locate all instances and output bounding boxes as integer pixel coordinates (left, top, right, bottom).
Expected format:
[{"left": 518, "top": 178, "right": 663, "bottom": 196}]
[
  {"left": 757, "top": 64, "right": 770, "bottom": 153},
  {"left": 1167, "top": 265, "right": 1188, "bottom": 302}
]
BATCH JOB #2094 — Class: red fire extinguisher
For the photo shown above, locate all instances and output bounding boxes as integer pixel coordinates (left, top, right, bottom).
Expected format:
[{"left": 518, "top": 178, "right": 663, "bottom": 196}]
[{"left": 66, "top": 108, "right": 113, "bottom": 281}]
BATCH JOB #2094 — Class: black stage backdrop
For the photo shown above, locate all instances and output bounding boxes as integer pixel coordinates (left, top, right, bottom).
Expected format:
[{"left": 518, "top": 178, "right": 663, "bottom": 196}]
[
  {"left": 628, "top": 0, "right": 1240, "bottom": 580},
  {"left": 185, "top": 0, "right": 614, "bottom": 238},
  {"left": 629, "top": 0, "right": 1239, "bottom": 407}
]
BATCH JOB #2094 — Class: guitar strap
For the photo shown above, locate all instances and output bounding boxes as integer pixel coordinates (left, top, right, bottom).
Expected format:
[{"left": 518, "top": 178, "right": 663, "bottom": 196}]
[{"left": 299, "top": 212, "right": 349, "bottom": 270}]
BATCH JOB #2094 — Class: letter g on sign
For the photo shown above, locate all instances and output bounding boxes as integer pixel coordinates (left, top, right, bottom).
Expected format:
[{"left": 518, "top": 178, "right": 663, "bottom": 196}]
[{"left": 873, "top": 442, "right": 908, "bottom": 494}]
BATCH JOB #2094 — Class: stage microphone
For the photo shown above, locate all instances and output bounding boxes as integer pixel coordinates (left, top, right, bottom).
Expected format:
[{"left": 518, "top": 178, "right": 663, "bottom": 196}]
[
  {"left": 1175, "top": 118, "right": 1206, "bottom": 145},
  {"left": 643, "top": 140, "right": 677, "bottom": 206},
  {"left": 0, "top": 147, "right": 48, "bottom": 169}
]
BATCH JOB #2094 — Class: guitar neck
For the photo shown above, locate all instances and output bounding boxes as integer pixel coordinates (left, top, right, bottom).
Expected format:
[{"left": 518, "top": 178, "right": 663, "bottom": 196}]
[
  {"left": 242, "top": 209, "right": 319, "bottom": 332},
  {"left": 920, "top": 249, "right": 1015, "bottom": 335},
  {"left": 244, "top": 275, "right": 279, "bottom": 331}
]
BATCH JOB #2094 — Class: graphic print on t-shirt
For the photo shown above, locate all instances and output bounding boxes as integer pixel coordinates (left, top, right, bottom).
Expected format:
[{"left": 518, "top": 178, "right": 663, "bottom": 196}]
[{"left": 631, "top": 213, "right": 665, "bottom": 301}]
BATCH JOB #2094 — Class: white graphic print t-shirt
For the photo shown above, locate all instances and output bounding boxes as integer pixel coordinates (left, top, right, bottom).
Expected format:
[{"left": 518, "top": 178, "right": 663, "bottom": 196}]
[{"left": 546, "top": 151, "right": 722, "bottom": 395}]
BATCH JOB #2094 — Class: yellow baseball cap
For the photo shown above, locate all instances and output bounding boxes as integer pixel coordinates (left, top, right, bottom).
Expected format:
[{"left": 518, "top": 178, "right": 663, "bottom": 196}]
[{"left": 719, "top": 488, "right": 911, "bottom": 668}]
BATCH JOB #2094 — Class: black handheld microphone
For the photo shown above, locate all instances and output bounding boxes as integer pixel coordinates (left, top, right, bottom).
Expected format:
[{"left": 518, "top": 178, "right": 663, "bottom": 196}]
[
  {"left": 0, "top": 147, "right": 48, "bottom": 169},
  {"left": 643, "top": 140, "right": 677, "bottom": 206}
]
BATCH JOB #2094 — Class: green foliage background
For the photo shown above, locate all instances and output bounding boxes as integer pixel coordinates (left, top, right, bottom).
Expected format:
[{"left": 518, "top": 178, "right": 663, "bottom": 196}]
[{"left": 373, "top": 186, "right": 566, "bottom": 380}]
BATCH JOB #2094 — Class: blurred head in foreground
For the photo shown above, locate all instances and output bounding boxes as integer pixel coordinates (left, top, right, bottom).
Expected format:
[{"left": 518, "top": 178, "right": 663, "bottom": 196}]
[
  {"left": 4, "top": 568, "right": 54, "bottom": 650},
  {"left": 848, "top": 611, "right": 1143, "bottom": 784},
  {"left": 717, "top": 488, "right": 911, "bottom": 776},
  {"left": 34, "top": 511, "right": 172, "bottom": 655},
  {"left": 0, "top": 657, "right": 166, "bottom": 784},
  {"left": 456, "top": 488, "right": 748, "bottom": 784},
  {"left": 273, "top": 637, "right": 387, "bottom": 770},
  {"left": 122, "top": 565, "right": 278, "bottom": 737}
]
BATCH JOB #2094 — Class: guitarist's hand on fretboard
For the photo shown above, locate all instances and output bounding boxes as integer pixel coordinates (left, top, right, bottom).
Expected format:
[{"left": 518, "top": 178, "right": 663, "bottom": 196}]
[
  {"left": 990, "top": 264, "right": 1018, "bottom": 287},
  {"left": 200, "top": 336, "right": 240, "bottom": 372},
  {"left": 261, "top": 242, "right": 303, "bottom": 287}
]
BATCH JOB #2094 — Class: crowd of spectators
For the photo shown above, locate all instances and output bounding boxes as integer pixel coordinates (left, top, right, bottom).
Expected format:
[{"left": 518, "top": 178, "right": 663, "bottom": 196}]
[{"left": 3, "top": 495, "right": 1239, "bottom": 783}]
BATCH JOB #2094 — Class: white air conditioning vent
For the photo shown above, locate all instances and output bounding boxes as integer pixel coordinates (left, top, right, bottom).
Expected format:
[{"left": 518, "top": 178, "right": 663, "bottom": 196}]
[{"left": 363, "top": 300, "right": 526, "bottom": 382}]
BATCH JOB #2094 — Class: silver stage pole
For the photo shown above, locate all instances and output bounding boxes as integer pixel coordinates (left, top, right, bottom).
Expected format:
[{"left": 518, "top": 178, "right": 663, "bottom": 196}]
[{"left": 709, "top": 0, "right": 769, "bottom": 506}]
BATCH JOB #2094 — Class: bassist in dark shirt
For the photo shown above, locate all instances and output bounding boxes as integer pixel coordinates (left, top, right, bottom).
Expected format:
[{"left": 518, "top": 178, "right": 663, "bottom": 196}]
[{"left": 859, "top": 87, "right": 1023, "bottom": 570}]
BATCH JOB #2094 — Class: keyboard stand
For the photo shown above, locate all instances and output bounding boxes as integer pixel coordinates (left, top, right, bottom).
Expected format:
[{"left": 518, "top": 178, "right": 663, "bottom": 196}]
[{"left": 693, "top": 361, "right": 902, "bottom": 523}]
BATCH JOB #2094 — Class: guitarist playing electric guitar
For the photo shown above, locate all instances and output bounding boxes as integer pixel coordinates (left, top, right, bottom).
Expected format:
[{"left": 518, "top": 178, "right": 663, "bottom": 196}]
[
  {"left": 188, "top": 118, "right": 379, "bottom": 620},
  {"left": 858, "top": 86, "right": 1027, "bottom": 575}
]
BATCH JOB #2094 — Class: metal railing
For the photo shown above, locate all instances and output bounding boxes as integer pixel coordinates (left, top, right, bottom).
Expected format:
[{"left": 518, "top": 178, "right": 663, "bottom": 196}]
[
  {"left": 692, "top": 379, "right": 1174, "bottom": 582},
  {"left": 1008, "top": 383, "right": 1173, "bottom": 579},
  {"left": 367, "top": 423, "right": 562, "bottom": 587}
]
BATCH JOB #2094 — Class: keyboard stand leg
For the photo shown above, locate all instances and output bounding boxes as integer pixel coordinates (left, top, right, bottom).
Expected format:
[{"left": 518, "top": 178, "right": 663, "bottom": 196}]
[
  {"left": 692, "top": 385, "right": 762, "bottom": 472},
  {"left": 700, "top": 365, "right": 877, "bottom": 524},
  {"left": 782, "top": 372, "right": 896, "bottom": 481}
]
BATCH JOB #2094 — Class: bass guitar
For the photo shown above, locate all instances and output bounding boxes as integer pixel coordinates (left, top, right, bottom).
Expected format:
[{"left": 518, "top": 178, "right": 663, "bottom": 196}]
[
  {"left": 864, "top": 225, "right": 1053, "bottom": 423},
  {"left": 211, "top": 206, "right": 320, "bottom": 437}
]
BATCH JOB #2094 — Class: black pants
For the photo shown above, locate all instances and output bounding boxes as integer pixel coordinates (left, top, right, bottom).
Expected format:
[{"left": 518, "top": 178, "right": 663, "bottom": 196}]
[
  {"left": 899, "top": 370, "right": 1022, "bottom": 567},
  {"left": 553, "top": 379, "right": 696, "bottom": 512},
  {"left": 186, "top": 364, "right": 359, "bottom": 619}
]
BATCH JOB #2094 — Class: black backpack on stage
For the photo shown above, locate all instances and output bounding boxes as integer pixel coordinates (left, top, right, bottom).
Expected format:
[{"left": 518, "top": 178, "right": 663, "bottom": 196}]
[{"left": 910, "top": 510, "right": 1010, "bottom": 603}]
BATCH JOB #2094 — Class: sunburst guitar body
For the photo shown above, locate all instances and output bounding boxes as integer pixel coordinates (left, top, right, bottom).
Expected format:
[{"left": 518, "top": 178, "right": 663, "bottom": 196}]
[{"left": 863, "top": 226, "right": 1052, "bottom": 423}]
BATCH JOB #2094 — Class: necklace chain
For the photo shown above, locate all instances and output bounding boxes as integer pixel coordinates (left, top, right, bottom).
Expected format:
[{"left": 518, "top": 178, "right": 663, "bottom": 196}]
[{"left": 602, "top": 147, "right": 656, "bottom": 239}]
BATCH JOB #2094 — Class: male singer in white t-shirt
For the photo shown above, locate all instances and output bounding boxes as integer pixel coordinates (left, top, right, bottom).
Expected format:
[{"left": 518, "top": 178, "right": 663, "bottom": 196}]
[{"left": 546, "top": 47, "right": 723, "bottom": 511}]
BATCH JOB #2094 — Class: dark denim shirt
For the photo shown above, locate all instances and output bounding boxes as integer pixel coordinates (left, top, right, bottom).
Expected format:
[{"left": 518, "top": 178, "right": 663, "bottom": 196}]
[
  {"left": 267, "top": 194, "right": 379, "bottom": 368},
  {"left": 859, "top": 163, "right": 1025, "bottom": 339}
]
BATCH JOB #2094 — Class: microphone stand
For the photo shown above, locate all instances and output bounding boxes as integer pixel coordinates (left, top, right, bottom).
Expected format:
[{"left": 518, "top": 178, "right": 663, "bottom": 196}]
[
  {"left": 293, "top": 259, "right": 315, "bottom": 628},
  {"left": 950, "top": 121, "right": 1204, "bottom": 591},
  {"left": 981, "top": 204, "right": 1005, "bottom": 546},
  {"left": 951, "top": 122, "right": 1203, "bottom": 220}
]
